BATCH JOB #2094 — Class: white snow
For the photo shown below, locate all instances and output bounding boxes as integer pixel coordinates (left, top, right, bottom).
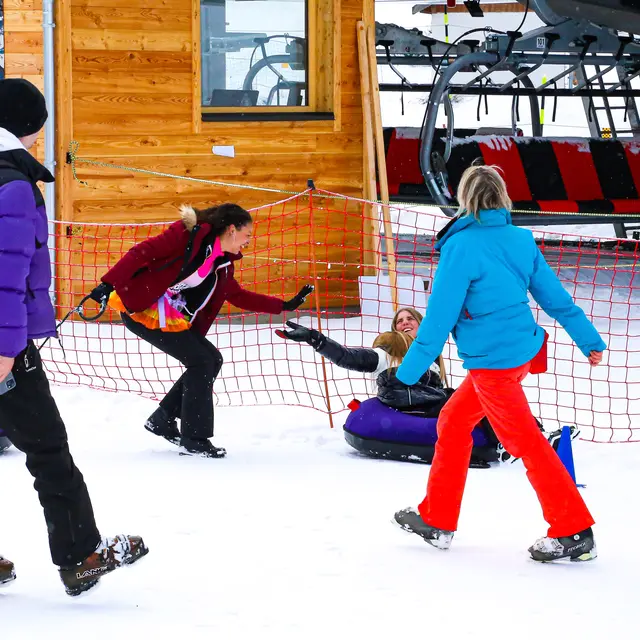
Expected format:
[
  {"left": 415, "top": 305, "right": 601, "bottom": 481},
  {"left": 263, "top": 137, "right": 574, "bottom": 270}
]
[{"left": 2, "top": 388, "right": 640, "bottom": 639}]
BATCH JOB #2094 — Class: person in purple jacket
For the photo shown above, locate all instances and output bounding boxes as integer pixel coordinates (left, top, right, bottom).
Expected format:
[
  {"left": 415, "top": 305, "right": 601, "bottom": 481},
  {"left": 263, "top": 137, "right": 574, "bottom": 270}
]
[{"left": 0, "top": 79, "right": 148, "bottom": 595}]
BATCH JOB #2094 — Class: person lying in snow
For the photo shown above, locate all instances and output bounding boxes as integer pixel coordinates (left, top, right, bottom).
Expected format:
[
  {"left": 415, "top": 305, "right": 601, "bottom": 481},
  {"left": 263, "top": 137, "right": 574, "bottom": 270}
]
[
  {"left": 276, "top": 306, "right": 503, "bottom": 467},
  {"left": 277, "top": 306, "right": 576, "bottom": 467}
]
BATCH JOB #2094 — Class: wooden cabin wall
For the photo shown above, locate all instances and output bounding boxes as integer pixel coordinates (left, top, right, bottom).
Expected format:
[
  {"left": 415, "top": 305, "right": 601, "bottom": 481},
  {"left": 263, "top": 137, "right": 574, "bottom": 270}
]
[
  {"left": 3, "top": 0, "right": 45, "bottom": 161},
  {"left": 51, "top": 0, "right": 369, "bottom": 313}
]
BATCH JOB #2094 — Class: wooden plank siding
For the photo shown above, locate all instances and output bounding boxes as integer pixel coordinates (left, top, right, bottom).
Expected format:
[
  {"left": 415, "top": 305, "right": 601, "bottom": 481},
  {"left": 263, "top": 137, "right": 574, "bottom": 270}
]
[
  {"left": 3, "top": 0, "right": 46, "bottom": 160},
  {"left": 5, "top": 0, "right": 371, "bottom": 311}
]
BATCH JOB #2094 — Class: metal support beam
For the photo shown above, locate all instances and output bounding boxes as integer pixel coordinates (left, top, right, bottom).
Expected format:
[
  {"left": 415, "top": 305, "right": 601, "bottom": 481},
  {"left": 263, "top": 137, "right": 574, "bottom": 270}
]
[{"left": 378, "top": 84, "right": 640, "bottom": 98}]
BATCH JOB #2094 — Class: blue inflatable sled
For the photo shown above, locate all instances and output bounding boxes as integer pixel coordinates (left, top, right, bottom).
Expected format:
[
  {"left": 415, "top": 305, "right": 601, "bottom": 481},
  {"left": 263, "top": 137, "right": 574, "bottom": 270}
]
[{"left": 343, "top": 398, "right": 499, "bottom": 467}]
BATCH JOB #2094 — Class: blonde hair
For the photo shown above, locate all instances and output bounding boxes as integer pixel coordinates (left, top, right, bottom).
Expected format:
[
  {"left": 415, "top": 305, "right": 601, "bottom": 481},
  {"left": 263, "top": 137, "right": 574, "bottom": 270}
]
[
  {"left": 372, "top": 331, "right": 414, "bottom": 369},
  {"left": 456, "top": 164, "right": 512, "bottom": 219},
  {"left": 391, "top": 307, "right": 423, "bottom": 332}
]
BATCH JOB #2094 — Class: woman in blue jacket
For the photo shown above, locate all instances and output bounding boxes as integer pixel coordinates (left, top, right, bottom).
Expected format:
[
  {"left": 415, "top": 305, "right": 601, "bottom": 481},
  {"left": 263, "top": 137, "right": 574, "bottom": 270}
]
[{"left": 393, "top": 164, "right": 606, "bottom": 563}]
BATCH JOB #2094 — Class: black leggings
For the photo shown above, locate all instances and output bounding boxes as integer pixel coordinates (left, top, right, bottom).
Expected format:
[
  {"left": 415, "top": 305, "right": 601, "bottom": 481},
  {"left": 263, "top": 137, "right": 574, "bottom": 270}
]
[{"left": 122, "top": 314, "right": 223, "bottom": 440}]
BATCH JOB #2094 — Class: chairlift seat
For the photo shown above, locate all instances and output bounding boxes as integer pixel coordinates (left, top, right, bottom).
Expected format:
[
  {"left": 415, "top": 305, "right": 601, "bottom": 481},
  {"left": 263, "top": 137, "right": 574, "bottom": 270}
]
[
  {"left": 383, "top": 127, "right": 640, "bottom": 223},
  {"left": 446, "top": 136, "right": 640, "bottom": 218},
  {"left": 384, "top": 126, "right": 475, "bottom": 198}
]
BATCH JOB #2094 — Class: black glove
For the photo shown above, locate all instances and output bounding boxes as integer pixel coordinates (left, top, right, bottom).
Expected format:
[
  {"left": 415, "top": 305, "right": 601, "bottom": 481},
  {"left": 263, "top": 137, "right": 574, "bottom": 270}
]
[
  {"left": 281, "top": 284, "right": 314, "bottom": 312},
  {"left": 275, "top": 321, "right": 325, "bottom": 350},
  {"left": 88, "top": 282, "right": 114, "bottom": 304}
]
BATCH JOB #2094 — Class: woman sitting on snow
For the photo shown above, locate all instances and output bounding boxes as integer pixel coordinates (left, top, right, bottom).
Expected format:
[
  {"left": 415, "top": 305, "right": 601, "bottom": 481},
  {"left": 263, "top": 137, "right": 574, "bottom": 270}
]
[{"left": 277, "top": 307, "right": 502, "bottom": 467}]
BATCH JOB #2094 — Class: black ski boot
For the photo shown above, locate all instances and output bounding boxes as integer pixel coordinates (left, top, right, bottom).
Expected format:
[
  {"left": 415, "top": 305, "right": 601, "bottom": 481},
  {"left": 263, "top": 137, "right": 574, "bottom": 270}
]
[
  {"left": 144, "top": 407, "right": 181, "bottom": 446},
  {"left": 528, "top": 527, "right": 597, "bottom": 562},
  {"left": 393, "top": 507, "right": 454, "bottom": 550},
  {"left": 179, "top": 437, "right": 227, "bottom": 459},
  {"left": 0, "top": 556, "right": 16, "bottom": 585}
]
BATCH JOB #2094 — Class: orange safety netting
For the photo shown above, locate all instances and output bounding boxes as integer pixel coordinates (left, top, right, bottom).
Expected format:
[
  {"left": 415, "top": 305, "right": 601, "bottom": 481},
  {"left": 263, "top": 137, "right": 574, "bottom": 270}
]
[{"left": 41, "top": 190, "right": 640, "bottom": 443}]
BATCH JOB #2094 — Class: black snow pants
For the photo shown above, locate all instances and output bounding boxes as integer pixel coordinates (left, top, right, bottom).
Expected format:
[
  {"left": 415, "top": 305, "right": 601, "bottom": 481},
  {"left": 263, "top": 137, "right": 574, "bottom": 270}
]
[
  {"left": 0, "top": 342, "right": 101, "bottom": 567},
  {"left": 122, "top": 314, "right": 223, "bottom": 441}
]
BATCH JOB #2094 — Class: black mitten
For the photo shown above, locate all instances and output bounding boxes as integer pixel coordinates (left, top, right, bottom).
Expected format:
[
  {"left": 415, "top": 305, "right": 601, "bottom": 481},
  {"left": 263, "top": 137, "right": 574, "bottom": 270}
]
[
  {"left": 282, "top": 284, "right": 314, "bottom": 311},
  {"left": 88, "top": 282, "right": 114, "bottom": 304},
  {"left": 275, "top": 321, "right": 325, "bottom": 350}
]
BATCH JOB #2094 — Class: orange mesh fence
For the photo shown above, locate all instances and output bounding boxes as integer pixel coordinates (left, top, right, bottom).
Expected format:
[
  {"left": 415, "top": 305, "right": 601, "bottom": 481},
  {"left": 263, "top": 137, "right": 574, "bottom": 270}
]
[{"left": 42, "top": 190, "right": 640, "bottom": 443}]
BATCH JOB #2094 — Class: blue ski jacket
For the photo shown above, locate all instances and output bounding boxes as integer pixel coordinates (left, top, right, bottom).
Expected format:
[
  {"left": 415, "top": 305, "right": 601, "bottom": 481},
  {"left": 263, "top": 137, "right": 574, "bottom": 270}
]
[{"left": 396, "top": 208, "right": 607, "bottom": 385}]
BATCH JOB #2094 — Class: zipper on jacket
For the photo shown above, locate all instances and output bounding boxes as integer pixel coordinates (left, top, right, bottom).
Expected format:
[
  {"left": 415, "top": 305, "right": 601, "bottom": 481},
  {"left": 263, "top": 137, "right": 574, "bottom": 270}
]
[
  {"left": 464, "top": 309, "right": 472, "bottom": 320},
  {"left": 153, "top": 256, "right": 181, "bottom": 275}
]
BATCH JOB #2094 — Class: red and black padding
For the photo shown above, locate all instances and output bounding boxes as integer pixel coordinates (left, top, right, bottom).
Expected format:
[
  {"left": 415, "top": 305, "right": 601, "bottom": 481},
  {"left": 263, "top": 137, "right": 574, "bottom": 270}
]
[
  {"left": 445, "top": 136, "right": 640, "bottom": 216},
  {"left": 382, "top": 127, "right": 476, "bottom": 198}
]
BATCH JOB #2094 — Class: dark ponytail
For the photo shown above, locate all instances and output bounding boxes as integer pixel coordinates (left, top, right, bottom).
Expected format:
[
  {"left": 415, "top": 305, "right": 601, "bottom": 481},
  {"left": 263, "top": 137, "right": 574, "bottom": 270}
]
[{"left": 194, "top": 203, "right": 252, "bottom": 238}]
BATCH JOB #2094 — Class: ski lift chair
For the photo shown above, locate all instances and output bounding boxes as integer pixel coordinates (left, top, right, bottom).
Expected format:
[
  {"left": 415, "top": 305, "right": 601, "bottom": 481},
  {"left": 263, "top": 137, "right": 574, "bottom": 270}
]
[
  {"left": 384, "top": 130, "right": 640, "bottom": 237},
  {"left": 445, "top": 136, "right": 640, "bottom": 230},
  {"left": 384, "top": 126, "right": 522, "bottom": 202},
  {"left": 376, "top": 1, "right": 640, "bottom": 238}
]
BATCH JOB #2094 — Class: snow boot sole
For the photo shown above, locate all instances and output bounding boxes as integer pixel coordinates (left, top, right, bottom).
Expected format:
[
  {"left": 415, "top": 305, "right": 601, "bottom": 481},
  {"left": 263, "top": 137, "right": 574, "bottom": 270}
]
[
  {"left": 178, "top": 447, "right": 227, "bottom": 459},
  {"left": 63, "top": 546, "right": 149, "bottom": 597},
  {"left": 0, "top": 556, "right": 16, "bottom": 585},
  {"left": 529, "top": 542, "right": 598, "bottom": 563}
]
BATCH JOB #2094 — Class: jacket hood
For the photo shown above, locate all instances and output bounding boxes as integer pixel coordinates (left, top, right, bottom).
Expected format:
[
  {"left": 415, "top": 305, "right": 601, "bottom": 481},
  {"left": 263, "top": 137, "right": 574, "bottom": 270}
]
[
  {"left": 179, "top": 204, "right": 200, "bottom": 231},
  {"left": 435, "top": 208, "right": 512, "bottom": 250},
  {"left": 0, "top": 127, "right": 25, "bottom": 153},
  {"left": 178, "top": 204, "right": 243, "bottom": 261},
  {"left": 0, "top": 127, "right": 54, "bottom": 185}
]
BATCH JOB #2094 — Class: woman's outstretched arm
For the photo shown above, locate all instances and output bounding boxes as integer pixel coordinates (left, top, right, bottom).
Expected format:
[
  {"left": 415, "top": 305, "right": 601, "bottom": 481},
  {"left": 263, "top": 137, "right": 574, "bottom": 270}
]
[{"left": 276, "top": 321, "right": 381, "bottom": 373}]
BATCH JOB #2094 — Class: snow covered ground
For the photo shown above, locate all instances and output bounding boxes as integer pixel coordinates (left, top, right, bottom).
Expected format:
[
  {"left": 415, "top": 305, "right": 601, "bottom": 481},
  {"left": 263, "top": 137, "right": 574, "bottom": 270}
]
[{"left": 2, "top": 388, "right": 640, "bottom": 639}]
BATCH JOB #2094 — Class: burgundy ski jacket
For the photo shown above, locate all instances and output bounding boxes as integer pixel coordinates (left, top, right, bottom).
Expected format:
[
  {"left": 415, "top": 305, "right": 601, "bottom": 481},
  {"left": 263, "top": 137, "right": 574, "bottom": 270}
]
[{"left": 101, "top": 207, "right": 284, "bottom": 336}]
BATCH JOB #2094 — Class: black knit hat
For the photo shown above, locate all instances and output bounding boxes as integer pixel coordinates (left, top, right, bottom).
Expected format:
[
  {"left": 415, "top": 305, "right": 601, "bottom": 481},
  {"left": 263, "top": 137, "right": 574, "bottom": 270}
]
[{"left": 0, "top": 79, "right": 48, "bottom": 138}]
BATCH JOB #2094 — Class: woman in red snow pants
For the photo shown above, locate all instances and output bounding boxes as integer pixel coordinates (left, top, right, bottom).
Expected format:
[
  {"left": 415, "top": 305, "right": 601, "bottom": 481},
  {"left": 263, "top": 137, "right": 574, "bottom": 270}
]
[
  {"left": 421, "top": 359, "right": 593, "bottom": 538},
  {"left": 393, "top": 165, "right": 606, "bottom": 562}
]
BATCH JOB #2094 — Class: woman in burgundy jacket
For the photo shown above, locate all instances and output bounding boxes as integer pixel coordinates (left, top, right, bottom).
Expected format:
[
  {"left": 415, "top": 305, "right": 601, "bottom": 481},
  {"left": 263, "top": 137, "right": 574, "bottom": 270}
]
[{"left": 90, "top": 203, "right": 312, "bottom": 458}]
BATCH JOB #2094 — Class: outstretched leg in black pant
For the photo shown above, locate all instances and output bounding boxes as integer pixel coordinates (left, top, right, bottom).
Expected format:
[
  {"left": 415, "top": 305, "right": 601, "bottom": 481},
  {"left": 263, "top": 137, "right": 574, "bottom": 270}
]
[
  {"left": 122, "top": 314, "right": 225, "bottom": 456},
  {"left": 0, "top": 343, "right": 101, "bottom": 567}
]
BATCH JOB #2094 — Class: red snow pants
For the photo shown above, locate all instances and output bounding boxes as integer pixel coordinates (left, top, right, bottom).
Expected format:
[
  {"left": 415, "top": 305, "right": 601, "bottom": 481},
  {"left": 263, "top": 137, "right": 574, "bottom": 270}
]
[{"left": 418, "top": 358, "right": 595, "bottom": 537}]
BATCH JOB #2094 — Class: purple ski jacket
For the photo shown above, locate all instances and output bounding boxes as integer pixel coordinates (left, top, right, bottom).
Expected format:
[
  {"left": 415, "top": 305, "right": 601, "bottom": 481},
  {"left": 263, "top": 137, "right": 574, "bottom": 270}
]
[{"left": 0, "top": 128, "right": 56, "bottom": 358}]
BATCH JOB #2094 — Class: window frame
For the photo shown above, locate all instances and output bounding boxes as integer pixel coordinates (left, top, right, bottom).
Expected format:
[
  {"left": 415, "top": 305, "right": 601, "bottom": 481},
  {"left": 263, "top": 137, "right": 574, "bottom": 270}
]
[{"left": 198, "top": 0, "right": 318, "bottom": 117}]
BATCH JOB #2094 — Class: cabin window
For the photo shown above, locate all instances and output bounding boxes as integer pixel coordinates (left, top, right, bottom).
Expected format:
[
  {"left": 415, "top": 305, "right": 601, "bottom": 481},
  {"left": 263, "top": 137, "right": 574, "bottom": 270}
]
[{"left": 200, "top": 0, "right": 310, "bottom": 111}]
